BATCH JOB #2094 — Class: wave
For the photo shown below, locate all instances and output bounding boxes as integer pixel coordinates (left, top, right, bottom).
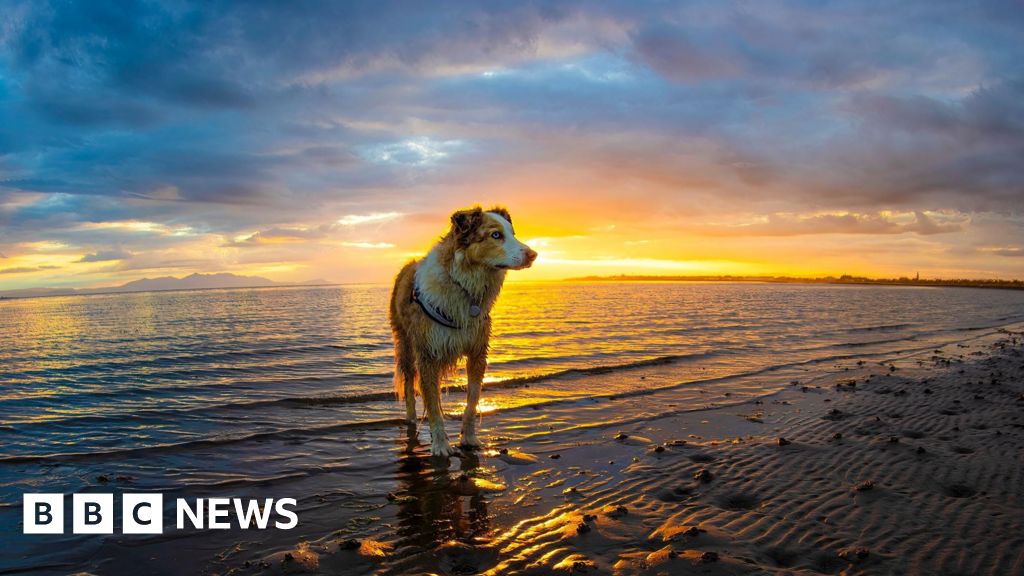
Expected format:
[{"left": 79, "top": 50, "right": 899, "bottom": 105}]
[
  {"left": 0, "top": 418, "right": 407, "bottom": 464},
  {"left": 0, "top": 341, "right": 390, "bottom": 381},
  {"left": 841, "top": 323, "right": 914, "bottom": 333},
  {"left": 0, "top": 353, "right": 717, "bottom": 428},
  {"left": 824, "top": 336, "right": 916, "bottom": 349},
  {"left": 0, "top": 371, "right": 393, "bottom": 409}
]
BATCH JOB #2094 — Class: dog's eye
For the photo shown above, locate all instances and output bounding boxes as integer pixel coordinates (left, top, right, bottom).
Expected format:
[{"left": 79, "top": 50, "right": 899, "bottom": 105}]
[{"left": 491, "top": 231, "right": 503, "bottom": 240}]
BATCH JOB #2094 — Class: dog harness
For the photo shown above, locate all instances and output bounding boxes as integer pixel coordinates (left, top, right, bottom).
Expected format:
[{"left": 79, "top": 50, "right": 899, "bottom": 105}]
[
  {"left": 412, "top": 281, "right": 482, "bottom": 330},
  {"left": 412, "top": 284, "right": 461, "bottom": 329}
]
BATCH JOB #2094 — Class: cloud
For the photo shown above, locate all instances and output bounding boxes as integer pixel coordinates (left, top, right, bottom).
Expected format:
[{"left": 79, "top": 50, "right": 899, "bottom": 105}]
[
  {"left": 337, "top": 212, "right": 404, "bottom": 226},
  {"left": 0, "top": 265, "right": 60, "bottom": 274},
  {"left": 77, "top": 248, "right": 132, "bottom": 262},
  {"left": 704, "top": 211, "right": 963, "bottom": 237},
  {"left": 979, "top": 246, "right": 1024, "bottom": 258},
  {"left": 341, "top": 241, "right": 394, "bottom": 249}
]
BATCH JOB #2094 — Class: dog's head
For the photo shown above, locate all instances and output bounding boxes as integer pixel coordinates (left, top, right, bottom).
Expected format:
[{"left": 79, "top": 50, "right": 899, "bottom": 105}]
[{"left": 450, "top": 206, "right": 537, "bottom": 270}]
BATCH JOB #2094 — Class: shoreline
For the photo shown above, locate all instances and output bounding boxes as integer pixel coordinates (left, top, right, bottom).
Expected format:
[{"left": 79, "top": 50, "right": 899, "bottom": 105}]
[
  {"left": 565, "top": 276, "right": 1024, "bottom": 292},
  {"left": 230, "top": 326, "right": 1024, "bottom": 575}
]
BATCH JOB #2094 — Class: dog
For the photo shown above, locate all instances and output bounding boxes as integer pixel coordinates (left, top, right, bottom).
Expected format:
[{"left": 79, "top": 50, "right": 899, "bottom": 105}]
[{"left": 389, "top": 206, "right": 537, "bottom": 457}]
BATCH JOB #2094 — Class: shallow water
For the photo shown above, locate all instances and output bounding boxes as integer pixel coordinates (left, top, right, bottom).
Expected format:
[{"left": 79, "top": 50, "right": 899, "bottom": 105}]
[
  {"left": 1, "top": 282, "right": 1023, "bottom": 573},
  {"left": 3, "top": 282, "right": 1024, "bottom": 461}
]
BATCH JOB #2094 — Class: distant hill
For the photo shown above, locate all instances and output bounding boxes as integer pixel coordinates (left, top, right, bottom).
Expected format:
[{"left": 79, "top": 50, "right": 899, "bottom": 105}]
[
  {"left": 0, "top": 273, "right": 335, "bottom": 300},
  {"left": 564, "top": 274, "right": 1024, "bottom": 290},
  {"left": 118, "top": 272, "right": 278, "bottom": 292}
]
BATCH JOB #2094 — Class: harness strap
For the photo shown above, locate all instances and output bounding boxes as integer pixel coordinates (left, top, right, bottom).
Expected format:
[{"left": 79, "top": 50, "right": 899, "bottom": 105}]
[{"left": 412, "top": 284, "right": 460, "bottom": 329}]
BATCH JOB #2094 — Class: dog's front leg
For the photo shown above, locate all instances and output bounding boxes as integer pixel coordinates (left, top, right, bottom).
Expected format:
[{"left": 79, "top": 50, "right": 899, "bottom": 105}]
[
  {"left": 419, "top": 360, "right": 456, "bottom": 458},
  {"left": 460, "top": 352, "right": 486, "bottom": 449}
]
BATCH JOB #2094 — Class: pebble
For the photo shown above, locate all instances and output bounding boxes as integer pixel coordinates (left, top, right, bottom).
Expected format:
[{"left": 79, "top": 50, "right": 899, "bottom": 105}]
[
  {"left": 700, "top": 551, "right": 719, "bottom": 563},
  {"left": 839, "top": 546, "right": 870, "bottom": 562},
  {"left": 604, "top": 505, "right": 628, "bottom": 519},
  {"left": 853, "top": 480, "right": 875, "bottom": 492},
  {"left": 694, "top": 469, "right": 714, "bottom": 483}
]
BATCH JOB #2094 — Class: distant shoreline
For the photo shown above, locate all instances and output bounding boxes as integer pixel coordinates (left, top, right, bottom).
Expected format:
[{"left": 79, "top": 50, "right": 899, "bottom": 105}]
[
  {"left": 5, "top": 274, "right": 1024, "bottom": 302},
  {"left": 563, "top": 274, "right": 1024, "bottom": 291},
  {"left": 0, "top": 282, "right": 343, "bottom": 302}
]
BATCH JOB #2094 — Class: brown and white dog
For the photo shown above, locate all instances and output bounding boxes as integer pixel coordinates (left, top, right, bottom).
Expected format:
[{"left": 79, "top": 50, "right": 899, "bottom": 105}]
[{"left": 389, "top": 206, "right": 537, "bottom": 457}]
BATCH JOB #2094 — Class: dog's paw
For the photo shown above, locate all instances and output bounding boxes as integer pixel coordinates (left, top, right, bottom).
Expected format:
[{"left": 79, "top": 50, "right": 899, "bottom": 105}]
[
  {"left": 431, "top": 440, "right": 458, "bottom": 458},
  {"left": 459, "top": 434, "right": 483, "bottom": 450}
]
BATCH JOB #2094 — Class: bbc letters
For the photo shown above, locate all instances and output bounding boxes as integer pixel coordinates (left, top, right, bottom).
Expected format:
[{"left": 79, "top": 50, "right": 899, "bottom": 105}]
[{"left": 23, "top": 494, "right": 297, "bottom": 534}]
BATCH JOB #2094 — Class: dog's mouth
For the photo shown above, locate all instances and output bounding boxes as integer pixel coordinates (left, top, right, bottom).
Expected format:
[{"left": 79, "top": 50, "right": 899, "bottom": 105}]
[{"left": 497, "top": 262, "right": 533, "bottom": 271}]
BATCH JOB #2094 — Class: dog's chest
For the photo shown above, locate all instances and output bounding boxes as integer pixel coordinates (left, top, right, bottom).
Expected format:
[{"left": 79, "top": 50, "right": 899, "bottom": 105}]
[{"left": 425, "top": 319, "right": 486, "bottom": 359}]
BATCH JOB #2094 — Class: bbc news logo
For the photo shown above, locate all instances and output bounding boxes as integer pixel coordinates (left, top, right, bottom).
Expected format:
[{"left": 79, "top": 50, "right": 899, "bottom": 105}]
[{"left": 23, "top": 494, "right": 298, "bottom": 534}]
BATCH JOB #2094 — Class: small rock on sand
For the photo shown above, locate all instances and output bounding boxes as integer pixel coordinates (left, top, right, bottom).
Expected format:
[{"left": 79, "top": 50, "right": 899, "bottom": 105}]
[
  {"left": 603, "top": 505, "right": 628, "bottom": 519},
  {"left": 615, "top": 432, "right": 654, "bottom": 445},
  {"left": 838, "top": 546, "right": 870, "bottom": 562},
  {"left": 853, "top": 480, "right": 875, "bottom": 492},
  {"left": 823, "top": 409, "right": 846, "bottom": 421},
  {"left": 777, "top": 437, "right": 791, "bottom": 446},
  {"left": 694, "top": 468, "right": 714, "bottom": 483},
  {"left": 495, "top": 450, "right": 539, "bottom": 465},
  {"left": 700, "top": 551, "right": 720, "bottom": 563}
]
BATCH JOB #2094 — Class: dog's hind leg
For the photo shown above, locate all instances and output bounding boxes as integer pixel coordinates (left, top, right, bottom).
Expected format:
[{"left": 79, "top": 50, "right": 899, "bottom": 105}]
[
  {"left": 394, "top": 339, "right": 418, "bottom": 423},
  {"left": 418, "top": 359, "right": 456, "bottom": 458},
  {"left": 460, "top": 351, "right": 486, "bottom": 449}
]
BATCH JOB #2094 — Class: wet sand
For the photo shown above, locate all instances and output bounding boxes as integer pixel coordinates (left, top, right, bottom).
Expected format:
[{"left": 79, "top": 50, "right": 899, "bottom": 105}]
[{"left": 217, "top": 326, "right": 1024, "bottom": 576}]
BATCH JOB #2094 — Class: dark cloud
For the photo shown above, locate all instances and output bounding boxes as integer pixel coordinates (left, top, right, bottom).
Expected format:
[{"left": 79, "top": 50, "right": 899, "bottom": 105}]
[
  {"left": 77, "top": 248, "right": 132, "bottom": 262},
  {"left": 704, "top": 211, "right": 962, "bottom": 237},
  {"left": 0, "top": 265, "right": 61, "bottom": 274}
]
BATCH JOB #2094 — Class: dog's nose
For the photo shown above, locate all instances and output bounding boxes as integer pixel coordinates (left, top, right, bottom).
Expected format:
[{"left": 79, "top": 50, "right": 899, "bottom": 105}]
[{"left": 524, "top": 247, "right": 537, "bottom": 265}]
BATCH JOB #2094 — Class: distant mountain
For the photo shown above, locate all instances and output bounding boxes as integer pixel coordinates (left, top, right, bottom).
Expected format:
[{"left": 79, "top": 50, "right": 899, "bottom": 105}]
[
  {"left": 0, "top": 273, "right": 334, "bottom": 300},
  {"left": 117, "top": 272, "right": 277, "bottom": 292}
]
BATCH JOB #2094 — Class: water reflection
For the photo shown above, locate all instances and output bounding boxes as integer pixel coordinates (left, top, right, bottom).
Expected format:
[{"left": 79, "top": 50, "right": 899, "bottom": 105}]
[{"left": 391, "top": 427, "right": 491, "bottom": 551}]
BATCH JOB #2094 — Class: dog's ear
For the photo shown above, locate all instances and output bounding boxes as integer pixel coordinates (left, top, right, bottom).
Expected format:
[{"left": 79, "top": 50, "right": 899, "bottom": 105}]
[
  {"left": 450, "top": 207, "right": 484, "bottom": 244},
  {"left": 488, "top": 206, "right": 512, "bottom": 226}
]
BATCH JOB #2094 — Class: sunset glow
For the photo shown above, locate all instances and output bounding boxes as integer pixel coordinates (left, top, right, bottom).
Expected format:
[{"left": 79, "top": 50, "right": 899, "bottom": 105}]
[{"left": 1, "top": 2, "right": 1022, "bottom": 291}]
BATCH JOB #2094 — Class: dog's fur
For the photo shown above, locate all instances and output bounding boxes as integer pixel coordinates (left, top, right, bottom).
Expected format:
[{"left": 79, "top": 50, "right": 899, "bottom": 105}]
[{"left": 389, "top": 206, "right": 536, "bottom": 456}]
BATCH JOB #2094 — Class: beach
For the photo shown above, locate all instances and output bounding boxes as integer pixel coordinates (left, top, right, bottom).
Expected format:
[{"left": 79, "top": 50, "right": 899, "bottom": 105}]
[
  {"left": 2, "top": 285, "right": 1023, "bottom": 575},
  {"left": 242, "top": 325, "right": 1023, "bottom": 575}
]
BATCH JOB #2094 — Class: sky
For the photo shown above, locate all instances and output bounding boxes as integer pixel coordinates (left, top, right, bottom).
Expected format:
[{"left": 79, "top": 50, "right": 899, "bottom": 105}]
[{"left": 1, "top": 0, "right": 1022, "bottom": 289}]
